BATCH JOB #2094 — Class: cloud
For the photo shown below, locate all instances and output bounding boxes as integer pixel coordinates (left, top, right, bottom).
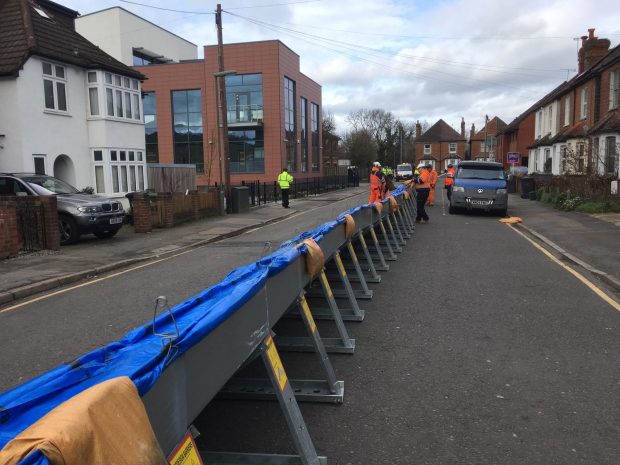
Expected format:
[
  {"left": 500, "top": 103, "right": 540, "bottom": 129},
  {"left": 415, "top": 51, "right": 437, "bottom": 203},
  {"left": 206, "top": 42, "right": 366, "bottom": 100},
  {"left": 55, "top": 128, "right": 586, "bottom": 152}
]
[{"left": 65, "top": 0, "right": 620, "bottom": 132}]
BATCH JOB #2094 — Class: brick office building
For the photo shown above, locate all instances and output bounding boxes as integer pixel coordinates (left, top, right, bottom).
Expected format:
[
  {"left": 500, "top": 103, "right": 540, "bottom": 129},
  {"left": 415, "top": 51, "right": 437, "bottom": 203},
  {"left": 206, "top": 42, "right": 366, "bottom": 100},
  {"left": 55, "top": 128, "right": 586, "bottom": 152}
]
[{"left": 136, "top": 40, "right": 322, "bottom": 188}]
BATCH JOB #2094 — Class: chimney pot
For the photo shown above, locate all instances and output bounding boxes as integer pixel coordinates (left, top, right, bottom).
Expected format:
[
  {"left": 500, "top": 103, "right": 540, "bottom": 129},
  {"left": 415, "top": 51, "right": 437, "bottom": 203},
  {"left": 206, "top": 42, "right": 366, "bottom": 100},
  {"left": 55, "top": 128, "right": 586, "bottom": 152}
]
[
  {"left": 581, "top": 36, "right": 587, "bottom": 46},
  {"left": 588, "top": 28, "right": 595, "bottom": 39}
]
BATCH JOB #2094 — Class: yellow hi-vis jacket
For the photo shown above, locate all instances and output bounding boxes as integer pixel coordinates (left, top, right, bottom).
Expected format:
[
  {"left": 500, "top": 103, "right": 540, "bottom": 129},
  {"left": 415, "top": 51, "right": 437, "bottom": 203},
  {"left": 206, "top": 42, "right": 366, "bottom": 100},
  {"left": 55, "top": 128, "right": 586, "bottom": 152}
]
[{"left": 277, "top": 171, "right": 294, "bottom": 189}]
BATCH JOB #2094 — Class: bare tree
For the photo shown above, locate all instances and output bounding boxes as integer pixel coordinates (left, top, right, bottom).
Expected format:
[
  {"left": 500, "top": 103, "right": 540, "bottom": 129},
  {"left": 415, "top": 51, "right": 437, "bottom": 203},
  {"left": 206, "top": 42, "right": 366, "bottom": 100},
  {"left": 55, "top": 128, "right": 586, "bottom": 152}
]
[
  {"left": 342, "top": 129, "right": 377, "bottom": 167},
  {"left": 322, "top": 111, "right": 342, "bottom": 168}
]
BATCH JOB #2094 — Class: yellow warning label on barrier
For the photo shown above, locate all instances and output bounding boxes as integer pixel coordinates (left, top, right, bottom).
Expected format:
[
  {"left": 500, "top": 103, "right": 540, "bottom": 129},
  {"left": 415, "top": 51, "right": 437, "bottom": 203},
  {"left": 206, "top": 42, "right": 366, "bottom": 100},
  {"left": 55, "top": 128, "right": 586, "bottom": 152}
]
[
  {"left": 300, "top": 298, "right": 317, "bottom": 333},
  {"left": 168, "top": 432, "right": 204, "bottom": 465},
  {"left": 336, "top": 254, "right": 347, "bottom": 277},
  {"left": 265, "top": 335, "right": 288, "bottom": 392}
]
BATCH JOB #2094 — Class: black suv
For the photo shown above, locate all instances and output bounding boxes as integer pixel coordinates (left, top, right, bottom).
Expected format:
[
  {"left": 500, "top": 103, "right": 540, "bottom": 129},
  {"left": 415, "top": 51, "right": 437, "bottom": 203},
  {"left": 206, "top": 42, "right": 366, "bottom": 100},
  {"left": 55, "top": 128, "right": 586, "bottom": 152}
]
[{"left": 0, "top": 173, "right": 125, "bottom": 245}]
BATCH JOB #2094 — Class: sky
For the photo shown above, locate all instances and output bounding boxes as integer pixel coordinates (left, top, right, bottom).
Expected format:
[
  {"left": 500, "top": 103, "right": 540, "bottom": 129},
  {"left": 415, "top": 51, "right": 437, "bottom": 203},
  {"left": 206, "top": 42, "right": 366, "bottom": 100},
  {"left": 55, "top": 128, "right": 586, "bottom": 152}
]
[{"left": 62, "top": 0, "right": 620, "bottom": 134}]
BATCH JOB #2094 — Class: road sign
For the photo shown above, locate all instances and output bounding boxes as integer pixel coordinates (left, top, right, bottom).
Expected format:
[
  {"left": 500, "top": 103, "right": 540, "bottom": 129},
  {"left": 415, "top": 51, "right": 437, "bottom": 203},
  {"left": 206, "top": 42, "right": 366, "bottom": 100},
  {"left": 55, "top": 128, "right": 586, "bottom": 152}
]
[{"left": 507, "top": 152, "right": 520, "bottom": 164}]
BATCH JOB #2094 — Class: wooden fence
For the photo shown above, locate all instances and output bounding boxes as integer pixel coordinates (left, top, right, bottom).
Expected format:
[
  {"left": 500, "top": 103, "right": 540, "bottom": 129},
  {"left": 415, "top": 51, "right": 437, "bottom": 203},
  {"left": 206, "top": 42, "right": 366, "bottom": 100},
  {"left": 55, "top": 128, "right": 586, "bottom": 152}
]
[{"left": 147, "top": 164, "right": 197, "bottom": 193}]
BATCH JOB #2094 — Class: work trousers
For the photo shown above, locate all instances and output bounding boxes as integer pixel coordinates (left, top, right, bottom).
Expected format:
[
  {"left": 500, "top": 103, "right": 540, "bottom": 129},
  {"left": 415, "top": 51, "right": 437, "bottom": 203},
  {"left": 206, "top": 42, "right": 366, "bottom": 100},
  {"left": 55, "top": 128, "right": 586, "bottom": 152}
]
[
  {"left": 281, "top": 188, "right": 290, "bottom": 208},
  {"left": 416, "top": 188, "right": 430, "bottom": 221},
  {"left": 446, "top": 184, "right": 453, "bottom": 201},
  {"left": 427, "top": 186, "right": 436, "bottom": 205},
  {"left": 369, "top": 187, "right": 382, "bottom": 203}
]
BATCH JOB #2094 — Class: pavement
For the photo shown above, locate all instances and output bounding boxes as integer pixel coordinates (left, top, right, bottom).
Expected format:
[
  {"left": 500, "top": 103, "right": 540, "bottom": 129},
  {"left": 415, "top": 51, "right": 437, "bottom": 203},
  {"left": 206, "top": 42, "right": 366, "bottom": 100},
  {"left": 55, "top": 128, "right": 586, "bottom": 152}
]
[
  {"left": 0, "top": 186, "right": 367, "bottom": 305},
  {"left": 1, "top": 184, "right": 619, "bottom": 306},
  {"left": 507, "top": 193, "right": 620, "bottom": 293}
]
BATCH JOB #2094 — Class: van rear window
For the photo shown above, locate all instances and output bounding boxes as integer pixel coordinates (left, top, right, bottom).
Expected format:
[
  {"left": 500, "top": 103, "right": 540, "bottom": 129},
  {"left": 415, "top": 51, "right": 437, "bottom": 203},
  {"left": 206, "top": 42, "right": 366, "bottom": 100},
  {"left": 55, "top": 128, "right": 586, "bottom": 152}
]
[{"left": 457, "top": 166, "right": 505, "bottom": 180}]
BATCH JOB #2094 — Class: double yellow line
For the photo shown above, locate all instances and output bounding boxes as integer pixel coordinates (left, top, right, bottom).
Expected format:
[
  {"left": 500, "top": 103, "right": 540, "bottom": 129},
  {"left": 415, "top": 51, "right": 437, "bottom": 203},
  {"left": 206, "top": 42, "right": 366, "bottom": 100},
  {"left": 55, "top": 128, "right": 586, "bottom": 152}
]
[{"left": 508, "top": 224, "right": 620, "bottom": 312}]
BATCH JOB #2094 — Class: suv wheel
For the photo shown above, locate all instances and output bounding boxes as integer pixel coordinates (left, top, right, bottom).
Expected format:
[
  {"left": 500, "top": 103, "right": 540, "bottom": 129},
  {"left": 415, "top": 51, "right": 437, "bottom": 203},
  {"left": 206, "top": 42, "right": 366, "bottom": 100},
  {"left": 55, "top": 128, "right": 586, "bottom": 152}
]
[{"left": 59, "top": 214, "right": 80, "bottom": 245}]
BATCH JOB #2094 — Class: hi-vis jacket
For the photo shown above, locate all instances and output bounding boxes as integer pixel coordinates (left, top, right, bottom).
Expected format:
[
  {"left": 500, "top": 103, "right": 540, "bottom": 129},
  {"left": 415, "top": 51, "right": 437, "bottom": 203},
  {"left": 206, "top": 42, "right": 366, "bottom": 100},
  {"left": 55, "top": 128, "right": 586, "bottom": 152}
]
[
  {"left": 277, "top": 171, "right": 294, "bottom": 189},
  {"left": 445, "top": 167, "right": 456, "bottom": 186},
  {"left": 416, "top": 169, "right": 431, "bottom": 189},
  {"left": 369, "top": 167, "right": 385, "bottom": 191}
]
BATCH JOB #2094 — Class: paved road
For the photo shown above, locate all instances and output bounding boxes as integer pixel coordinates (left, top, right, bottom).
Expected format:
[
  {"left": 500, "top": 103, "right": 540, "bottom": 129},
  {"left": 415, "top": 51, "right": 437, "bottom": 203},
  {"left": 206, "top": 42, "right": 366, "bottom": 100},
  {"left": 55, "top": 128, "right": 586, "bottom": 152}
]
[
  {"left": 3, "top": 188, "right": 620, "bottom": 464},
  {"left": 195, "top": 189, "right": 620, "bottom": 464},
  {"left": 0, "top": 191, "right": 369, "bottom": 391}
]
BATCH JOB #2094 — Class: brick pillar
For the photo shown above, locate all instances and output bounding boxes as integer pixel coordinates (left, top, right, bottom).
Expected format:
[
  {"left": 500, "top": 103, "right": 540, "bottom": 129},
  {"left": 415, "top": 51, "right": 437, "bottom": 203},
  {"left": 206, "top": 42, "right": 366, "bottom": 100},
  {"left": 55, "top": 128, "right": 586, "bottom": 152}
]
[
  {"left": 132, "top": 193, "right": 152, "bottom": 233},
  {"left": 39, "top": 195, "right": 60, "bottom": 250},
  {"left": 0, "top": 205, "right": 19, "bottom": 258},
  {"left": 190, "top": 190, "right": 200, "bottom": 219},
  {"left": 159, "top": 192, "right": 174, "bottom": 228}
]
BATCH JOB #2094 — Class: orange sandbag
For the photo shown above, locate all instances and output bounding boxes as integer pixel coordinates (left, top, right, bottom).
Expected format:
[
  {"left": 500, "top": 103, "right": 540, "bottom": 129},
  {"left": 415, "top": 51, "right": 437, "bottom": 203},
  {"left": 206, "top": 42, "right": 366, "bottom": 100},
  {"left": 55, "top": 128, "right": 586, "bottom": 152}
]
[
  {"left": 302, "top": 238, "right": 325, "bottom": 280},
  {"left": 0, "top": 377, "right": 167, "bottom": 465},
  {"left": 499, "top": 217, "right": 523, "bottom": 224},
  {"left": 389, "top": 196, "right": 398, "bottom": 212},
  {"left": 343, "top": 214, "right": 356, "bottom": 239},
  {"left": 374, "top": 201, "right": 383, "bottom": 214}
]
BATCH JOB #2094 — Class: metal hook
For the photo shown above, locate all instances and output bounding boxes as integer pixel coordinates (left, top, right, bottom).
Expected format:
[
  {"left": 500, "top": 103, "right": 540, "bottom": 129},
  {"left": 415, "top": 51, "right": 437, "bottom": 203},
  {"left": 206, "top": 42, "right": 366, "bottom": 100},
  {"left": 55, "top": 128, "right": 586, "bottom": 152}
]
[{"left": 152, "top": 296, "right": 180, "bottom": 361}]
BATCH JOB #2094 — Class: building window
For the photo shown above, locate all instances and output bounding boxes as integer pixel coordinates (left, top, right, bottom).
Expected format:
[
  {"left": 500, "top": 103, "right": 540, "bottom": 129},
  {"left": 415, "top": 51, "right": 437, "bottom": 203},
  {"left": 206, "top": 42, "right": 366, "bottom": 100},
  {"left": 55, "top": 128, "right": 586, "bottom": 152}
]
[
  {"left": 300, "top": 97, "right": 308, "bottom": 173},
  {"left": 132, "top": 49, "right": 168, "bottom": 66},
  {"left": 94, "top": 165, "right": 105, "bottom": 193},
  {"left": 424, "top": 144, "right": 431, "bottom": 155},
  {"left": 544, "top": 148, "right": 552, "bottom": 173},
  {"left": 548, "top": 106, "right": 553, "bottom": 133},
  {"left": 229, "top": 129, "right": 264, "bottom": 173},
  {"left": 88, "top": 87, "right": 99, "bottom": 116},
  {"left": 284, "top": 77, "right": 297, "bottom": 172},
  {"left": 564, "top": 95, "right": 570, "bottom": 127},
  {"left": 33, "top": 155, "right": 46, "bottom": 175},
  {"left": 143, "top": 92, "right": 158, "bottom": 163},
  {"left": 605, "top": 136, "right": 617, "bottom": 174},
  {"left": 311, "top": 102, "right": 320, "bottom": 172},
  {"left": 42, "top": 61, "right": 67, "bottom": 112},
  {"left": 106, "top": 149, "right": 145, "bottom": 193},
  {"left": 537, "top": 110, "right": 542, "bottom": 137},
  {"left": 577, "top": 143, "right": 585, "bottom": 173},
  {"left": 610, "top": 69, "right": 620, "bottom": 110},
  {"left": 580, "top": 86, "right": 588, "bottom": 119},
  {"left": 560, "top": 145, "right": 568, "bottom": 173},
  {"left": 103, "top": 72, "right": 141, "bottom": 121},
  {"left": 172, "top": 89, "right": 204, "bottom": 173},
  {"left": 449, "top": 143, "right": 456, "bottom": 153},
  {"left": 225, "top": 74, "right": 263, "bottom": 124}
]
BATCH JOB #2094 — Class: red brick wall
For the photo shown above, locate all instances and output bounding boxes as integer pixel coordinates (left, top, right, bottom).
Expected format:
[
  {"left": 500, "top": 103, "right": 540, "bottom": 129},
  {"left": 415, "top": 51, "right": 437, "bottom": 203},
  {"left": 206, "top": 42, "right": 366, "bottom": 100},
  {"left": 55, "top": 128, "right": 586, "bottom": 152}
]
[
  {"left": 0, "top": 205, "right": 19, "bottom": 259},
  {"left": 138, "top": 41, "right": 322, "bottom": 189}
]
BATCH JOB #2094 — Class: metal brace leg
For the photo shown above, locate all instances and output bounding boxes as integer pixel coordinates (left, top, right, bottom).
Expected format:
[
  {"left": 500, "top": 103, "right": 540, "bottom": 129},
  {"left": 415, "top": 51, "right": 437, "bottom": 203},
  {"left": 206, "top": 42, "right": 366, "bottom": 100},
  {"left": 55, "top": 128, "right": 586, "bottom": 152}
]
[
  {"left": 368, "top": 226, "right": 390, "bottom": 270},
  {"left": 333, "top": 250, "right": 365, "bottom": 317},
  {"left": 396, "top": 209, "right": 411, "bottom": 238},
  {"left": 384, "top": 216, "right": 402, "bottom": 252},
  {"left": 389, "top": 213, "right": 406, "bottom": 246},
  {"left": 350, "top": 232, "right": 382, "bottom": 282},
  {"left": 377, "top": 220, "right": 397, "bottom": 260},
  {"left": 346, "top": 240, "right": 373, "bottom": 297},
  {"left": 399, "top": 205, "right": 414, "bottom": 233},
  {"left": 204, "top": 335, "right": 327, "bottom": 465},
  {"left": 231, "top": 297, "right": 345, "bottom": 401},
  {"left": 307, "top": 270, "right": 364, "bottom": 322}
]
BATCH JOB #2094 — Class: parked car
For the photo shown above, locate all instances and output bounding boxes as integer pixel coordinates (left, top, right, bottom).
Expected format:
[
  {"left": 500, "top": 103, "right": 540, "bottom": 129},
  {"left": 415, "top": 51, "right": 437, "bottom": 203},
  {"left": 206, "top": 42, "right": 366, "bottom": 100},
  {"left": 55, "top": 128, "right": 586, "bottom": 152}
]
[
  {"left": 449, "top": 161, "right": 508, "bottom": 216},
  {"left": 0, "top": 173, "right": 125, "bottom": 245},
  {"left": 395, "top": 163, "right": 413, "bottom": 181}
]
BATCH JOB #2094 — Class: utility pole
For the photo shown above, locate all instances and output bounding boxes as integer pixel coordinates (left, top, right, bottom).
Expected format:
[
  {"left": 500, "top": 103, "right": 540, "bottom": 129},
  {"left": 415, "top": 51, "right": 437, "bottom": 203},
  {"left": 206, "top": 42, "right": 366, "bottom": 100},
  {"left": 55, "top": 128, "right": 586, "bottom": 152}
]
[
  {"left": 215, "top": 4, "right": 231, "bottom": 199},
  {"left": 399, "top": 125, "right": 403, "bottom": 164}
]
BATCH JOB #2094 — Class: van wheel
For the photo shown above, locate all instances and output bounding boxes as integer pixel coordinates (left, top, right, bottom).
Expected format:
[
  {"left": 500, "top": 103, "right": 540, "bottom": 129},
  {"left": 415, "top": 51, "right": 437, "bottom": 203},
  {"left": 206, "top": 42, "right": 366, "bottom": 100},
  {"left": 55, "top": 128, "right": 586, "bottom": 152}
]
[{"left": 59, "top": 214, "right": 80, "bottom": 245}]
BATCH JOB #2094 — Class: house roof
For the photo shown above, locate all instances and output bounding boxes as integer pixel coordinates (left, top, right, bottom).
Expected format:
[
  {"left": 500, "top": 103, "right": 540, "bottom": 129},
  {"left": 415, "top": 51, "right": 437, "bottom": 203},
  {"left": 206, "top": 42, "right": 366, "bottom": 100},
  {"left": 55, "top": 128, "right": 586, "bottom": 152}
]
[
  {"left": 472, "top": 116, "right": 507, "bottom": 139},
  {"left": 0, "top": 0, "right": 144, "bottom": 79},
  {"left": 416, "top": 119, "right": 464, "bottom": 143},
  {"left": 589, "top": 111, "right": 620, "bottom": 135}
]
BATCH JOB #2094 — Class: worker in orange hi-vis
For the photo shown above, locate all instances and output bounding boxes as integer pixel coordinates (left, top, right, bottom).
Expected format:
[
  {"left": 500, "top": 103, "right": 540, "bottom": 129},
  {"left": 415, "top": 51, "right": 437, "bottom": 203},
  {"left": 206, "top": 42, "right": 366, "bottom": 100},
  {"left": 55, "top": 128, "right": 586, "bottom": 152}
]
[
  {"left": 426, "top": 166, "right": 438, "bottom": 206},
  {"left": 445, "top": 163, "right": 457, "bottom": 201},
  {"left": 369, "top": 162, "right": 385, "bottom": 203}
]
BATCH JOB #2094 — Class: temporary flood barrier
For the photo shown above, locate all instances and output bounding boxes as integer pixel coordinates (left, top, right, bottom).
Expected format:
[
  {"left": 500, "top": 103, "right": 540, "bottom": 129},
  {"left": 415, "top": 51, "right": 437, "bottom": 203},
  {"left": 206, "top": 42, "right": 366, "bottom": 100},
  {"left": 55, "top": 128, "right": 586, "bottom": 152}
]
[{"left": 0, "top": 185, "right": 417, "bottom": 465}]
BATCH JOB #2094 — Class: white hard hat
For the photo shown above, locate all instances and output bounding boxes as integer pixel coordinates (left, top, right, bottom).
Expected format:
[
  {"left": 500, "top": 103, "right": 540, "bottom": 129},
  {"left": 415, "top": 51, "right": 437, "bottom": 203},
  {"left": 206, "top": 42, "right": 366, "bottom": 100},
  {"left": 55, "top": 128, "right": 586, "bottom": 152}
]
[{"left": 373, "top": 161, "right": 381, "bottom": 167}]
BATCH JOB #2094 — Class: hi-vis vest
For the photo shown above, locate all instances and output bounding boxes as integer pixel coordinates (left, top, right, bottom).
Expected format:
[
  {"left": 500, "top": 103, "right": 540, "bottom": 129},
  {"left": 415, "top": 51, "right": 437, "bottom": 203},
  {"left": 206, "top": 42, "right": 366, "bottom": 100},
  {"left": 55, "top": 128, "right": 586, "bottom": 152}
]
[
  {"left": 416, "top": 170, "right": 431, "bottom": 189},
  {"left": 277, "top": 171, "right": 293, "bottom": 189},
  {"left": 370, "top": 168, "right": 383, "bottom": 190},
  {"left": 445, "top": 167, "right": 456, "bottom": 186}
]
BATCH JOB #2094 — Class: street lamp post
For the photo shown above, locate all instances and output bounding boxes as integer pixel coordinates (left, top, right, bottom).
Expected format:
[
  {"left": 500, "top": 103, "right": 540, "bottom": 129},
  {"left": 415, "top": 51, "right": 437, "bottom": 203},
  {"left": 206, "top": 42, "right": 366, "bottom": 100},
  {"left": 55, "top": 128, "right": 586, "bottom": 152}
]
[{"left": 213, "top": 70, "right": 236, "bottom": 214}]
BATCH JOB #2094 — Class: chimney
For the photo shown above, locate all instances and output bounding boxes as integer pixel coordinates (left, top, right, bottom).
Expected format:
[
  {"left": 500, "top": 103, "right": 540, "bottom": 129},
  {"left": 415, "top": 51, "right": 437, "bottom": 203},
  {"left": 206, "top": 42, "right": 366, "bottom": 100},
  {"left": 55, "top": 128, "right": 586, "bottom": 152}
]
[
  {"left": 578, "top": 28, "right": 611, "bottom": 73},
  {"left": 470, "top": 123, "right": 476, "bottom": 140},
  {"left": 460, "top": 117, "right": 465, "bottom": 138},
  {"left": 415, "top": 120, "right": 421, "bottom": 138}
]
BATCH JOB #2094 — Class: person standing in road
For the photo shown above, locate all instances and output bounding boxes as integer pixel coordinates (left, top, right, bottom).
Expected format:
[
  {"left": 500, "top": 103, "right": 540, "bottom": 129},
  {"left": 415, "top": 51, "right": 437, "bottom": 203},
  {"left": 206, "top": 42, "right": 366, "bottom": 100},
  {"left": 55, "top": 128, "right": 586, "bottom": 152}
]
[
  {"left": 415, "top": 165, "right": 431, "bottom": 223},
  {"left": 445, "top": 163, "right": 456, "bottom": 201},
  {"left": 369, "top": 162, "right": 385, "bottom": 203},
  {"left": 427, "top": 165, "right": 438, "bottom": 206},
  {"left": 277, "top": 168, "right": 294, "bottom": 208}
]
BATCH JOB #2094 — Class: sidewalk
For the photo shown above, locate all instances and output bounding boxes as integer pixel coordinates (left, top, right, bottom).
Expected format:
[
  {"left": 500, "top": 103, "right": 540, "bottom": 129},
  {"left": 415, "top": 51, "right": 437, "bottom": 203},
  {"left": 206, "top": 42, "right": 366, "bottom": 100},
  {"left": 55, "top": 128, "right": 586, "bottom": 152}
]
[
  {"left": 508, "top": 193, "right": 620, "bottom": 291},
  {"left": 0, "top": 186, "right": 367, "bottom": 305}
]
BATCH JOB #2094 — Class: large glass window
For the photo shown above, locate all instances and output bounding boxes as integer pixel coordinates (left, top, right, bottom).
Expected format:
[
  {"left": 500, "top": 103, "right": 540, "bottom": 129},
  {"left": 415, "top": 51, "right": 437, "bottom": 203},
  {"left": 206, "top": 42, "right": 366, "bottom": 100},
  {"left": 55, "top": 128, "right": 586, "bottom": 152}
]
[
  {"left": 229, "top": 129, "right": 264, "bottom": 173},
  {"left": 300, "top": 97, "right": 308, "bottom": 173},
  {"left": 311, "top": 102, "right": 320, "bottom": 172},
  {"left": 102, "top": 72, "right": 141, "bottom": 121},
  {"left": 143, "top": 92, "right": 158, "bottom": 163},
  {"left": 225, "top": 74, "right": 263, "bottom": 124},
  {"left": 580, "top": 86, "right": 588, "bottom": 119},
  {"left": 605, "top": 136, "right": 617, "bottom": 174},
  {"left": 42, "top": 61, "right": 67, "bottom": 112},
  {"left": 172, "top": 89, "right": 204, "bottom": 172},
  {"left": 284, "top": 77, "right": 297, "bottom": 172}
]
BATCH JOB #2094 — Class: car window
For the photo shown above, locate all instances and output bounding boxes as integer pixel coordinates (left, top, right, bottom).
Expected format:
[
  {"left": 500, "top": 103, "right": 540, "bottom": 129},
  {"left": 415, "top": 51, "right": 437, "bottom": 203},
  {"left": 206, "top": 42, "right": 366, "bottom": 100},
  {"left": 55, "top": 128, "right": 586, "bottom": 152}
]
[
  {"left": 22, "top": 176, "right": 80, "bottom": 194},
  {"left": 0, "top": 177, "right": 30, "bottom": 195},
  {"left": 457, "top": 166, "right": 505, "bottom": 180}
]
